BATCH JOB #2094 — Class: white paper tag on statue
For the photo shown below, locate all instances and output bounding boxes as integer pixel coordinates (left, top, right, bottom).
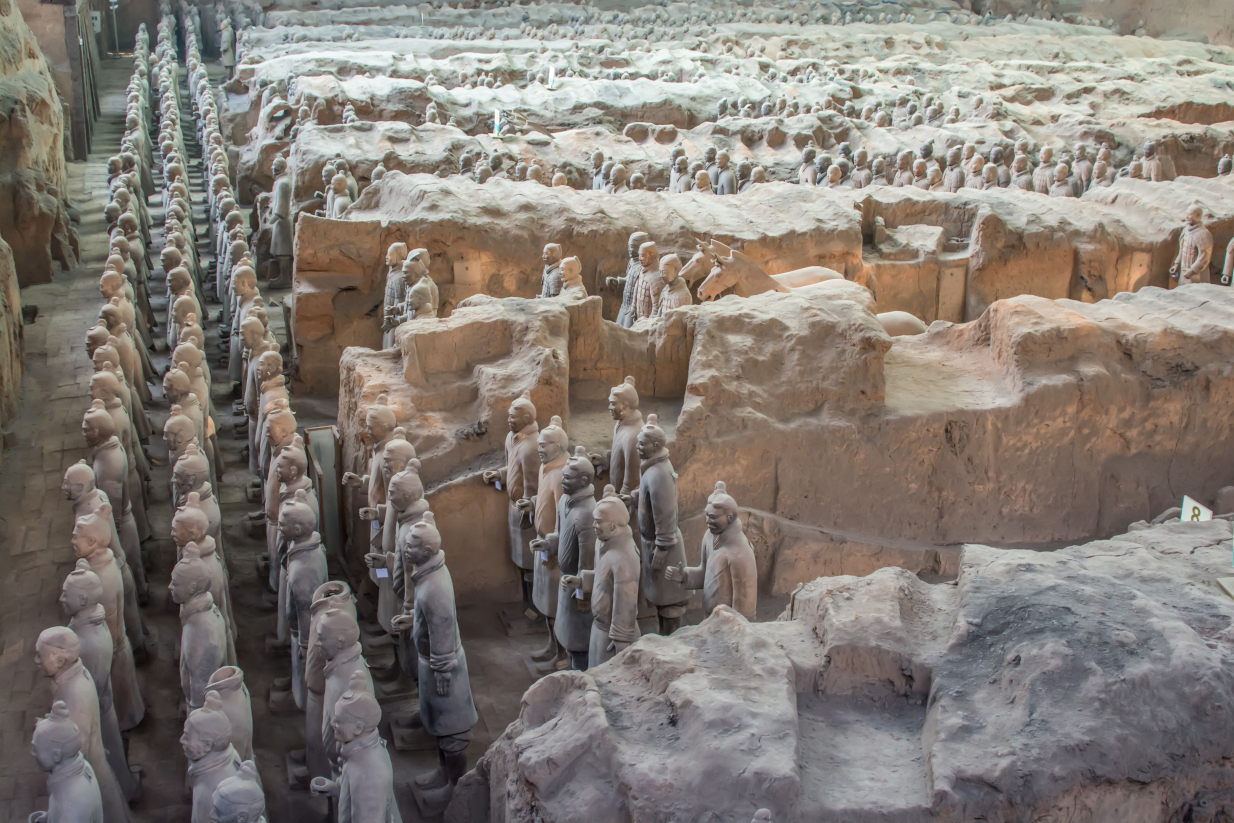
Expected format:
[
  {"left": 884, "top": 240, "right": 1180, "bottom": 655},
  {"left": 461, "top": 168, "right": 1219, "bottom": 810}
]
[
  {"left": 1181, "top": 495, "right": 1212, "bottom": 523},
  {"left": 495, "top": 480, "right": 502, "bottom": 492},
  {"left": 375, "top": 567, "right": 389, "bottom": 579},
  {"left": 575, "top": 587, "right": 584, "bottom": 600},
  {"left": 493, "top": 107, "right": 502, "bottom": 134},
  {"left": 536, "top": 550, "right": 548, "bottom": 564},
  {"left": 548, "top": 65, "right": 556, "bottom": 89}
]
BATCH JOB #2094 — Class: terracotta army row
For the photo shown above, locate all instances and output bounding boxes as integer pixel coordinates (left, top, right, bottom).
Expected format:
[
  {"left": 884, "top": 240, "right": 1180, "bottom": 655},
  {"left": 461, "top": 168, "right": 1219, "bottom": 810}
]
[
  {"left": 379, "top": 243, "right": 440, "bottom": 349},
  {"left": 483, "top": 377, "right": 758, "bottom": 673},
  {"left": 599, "top": 232, "right": 693, "bottom": 328},
  {"left": 797, "top": 138, "right": 1184, "bottom": 196}
]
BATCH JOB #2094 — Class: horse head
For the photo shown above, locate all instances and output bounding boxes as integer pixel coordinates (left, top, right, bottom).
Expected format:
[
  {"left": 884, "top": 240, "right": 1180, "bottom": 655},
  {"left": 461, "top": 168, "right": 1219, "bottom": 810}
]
[
  {"left": 697, "top": 258, "right": 738, "bottom": 302},
  {"left": 679, "top": 248, "right": 713, "bottom": 286}
]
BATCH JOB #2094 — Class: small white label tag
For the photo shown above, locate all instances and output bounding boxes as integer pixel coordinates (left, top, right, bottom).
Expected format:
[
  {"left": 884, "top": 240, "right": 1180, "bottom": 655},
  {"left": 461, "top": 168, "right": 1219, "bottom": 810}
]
[
  {"left": 1181, "top": 495, "right": 1213, "bottom": 523},
  {"left": 375, "top": 568, "right": 389, "bottom": 579},
  {"left": 575, "top": 588, "right": 583, "bottom": 600},
  {"left": 495, "top": 480, "right": 503, "bottom": 492},
  {"left": 536, "top": 550, "right": 548, "bottom": 564}
]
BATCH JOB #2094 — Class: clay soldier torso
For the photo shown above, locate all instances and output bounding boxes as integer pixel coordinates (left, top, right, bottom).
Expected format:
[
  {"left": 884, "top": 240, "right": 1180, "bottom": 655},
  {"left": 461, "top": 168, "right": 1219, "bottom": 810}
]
[
  {"left": 616, "top": 255, "right": 642, "bottom": 328},
  {"left": 609, "top": 413, "right": 642, "bottom": 496},
  {"left": 188, "top": 745, "right": 242, "bottom": 823},
  {"left": 322, "top": 644, "right": 373, "bottom": 775},
  {"left": 44, "top": 754, "right": 105, "bottom": 823},
  {"left": 552, "top": 488, "right": 597, "bottom": 654},
  {"left": 307, "top": 588, "right": 357, "bottom": 780},
  {"left": 412, "top": 554, "right": 478, "bottom": 737},
  {"left": 637, "top": 454, "right": 688, "bottom": 606},
  {"left": 181, "top": 592, "right": 228, "bottom": 709},
  {"left": 586, "top": 527, "right": 641, "bottom": 667},
  {"left": 540, "top": 262, "right": 563, "bottom": 298},
  {"left": 52, "top": 660, "right": 129, "bottom": 823},
  {"left": 270, "top": 175, "right": 293, "bottom": 258},
  {"left": 285, "top": 534, "right": 328, "bottom": 706},
  {"left": 83, "top": 548, "right": 144, "bottom": 730},
  {"left": 504, "top": 424, "right": 540, "bottom": 569},
  {"left": 690, "top": 525, "right": 758, "bottom": 620},
  {"left": 531, "top": 455, "right": 567, "bottom": 617},
  {"left": 336, "top": 730, "right": 402, "bottom": 823}
]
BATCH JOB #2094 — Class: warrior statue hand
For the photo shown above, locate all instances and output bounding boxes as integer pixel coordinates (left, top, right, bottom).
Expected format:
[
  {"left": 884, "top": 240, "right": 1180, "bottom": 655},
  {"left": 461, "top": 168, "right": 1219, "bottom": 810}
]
[
  {"left": 391, "top": 614, "right": 414, "bottom": 632},
  {"left": 482, "top": 470, "right": 500, "bottom": 485},
  {"left": 359, "top": 507, "right": 379, "bottom": 521},
  {"left": 341, "top": 471, "right": 362, "bottom": 487},
  {"left": 310, "top": 777, "right": 340, "bottom": 798},
  {"left": 561, "top": 574, "right": 581, "bottom": 591},
  {"left": 664, "top": 564, "right": 685, "bottom": 583},
  {"left": 435, "top": 670, "right": 452, "bottom": 696},
  {"left": 364, "top": 552, "right": 387, "bottom": 569},
  {"left": 651, "top": 547, "right": 670, "bottom": 572},
  {"left": 515, "top": 496, "right": 534, "bottom": 513}
]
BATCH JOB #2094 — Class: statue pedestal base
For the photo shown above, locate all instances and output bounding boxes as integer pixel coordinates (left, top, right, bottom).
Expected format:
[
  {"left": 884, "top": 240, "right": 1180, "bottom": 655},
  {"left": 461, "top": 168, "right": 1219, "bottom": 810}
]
[{"left": 498, "top": 603, "right": 543, "bottom": 637}]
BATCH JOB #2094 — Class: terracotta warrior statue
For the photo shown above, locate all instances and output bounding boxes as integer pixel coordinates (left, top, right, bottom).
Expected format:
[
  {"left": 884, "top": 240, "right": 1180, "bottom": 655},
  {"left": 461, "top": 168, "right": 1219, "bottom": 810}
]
[
  {"left": 544, "top": 447, "right": 597, "bottom": 670},
  {"left": 1171, "top": 204, "right": 1214, "bottom": 286},
  {"left": 343, "top": 393, "right": 399, "bottom": 563},
  {"left": 631, "top": 240, "right": 662, "bottom": 322},
  {"left": 318, "top": 608, "right": 374, "bottom": 778},
  {"left": 561, "top": 485, "right": 640, "bottom": 669},
  {"left": 205, "top": 667, "right": 254, "bottom": 762},
  {"left": 171, "top": 495, "right": 235, "bottom": 666},
  {"left": 381, "top": 242, "right": 410, "bottom": 348},
  {"left": 279, "top": 489, "right": 328, "bottom": 710},
  {"left": 182, "top": 692, "right": 243, "bottom": 823},
  {"left": 60, "top": 561, "right": 138, "bottom": 805},
  {"left": 590, "top": 376, "right": 643, "bottom": 496},
  {"left": 633, "top": 414, "right": 689, "bottom": 635},
  {"left": 170, "top": 543, "right": 228, "bottom": 711},
  {"left": 666, "top": 481, "right": 758, "bottom": 620},
  {"left": 559, "top": 256, "right": 586, "bottom": 299},
  {"left": 34, "top": 628, "right": 130, "bottom": 823},
  {"left": 539, "top": 243, "right": 563, "bottom": 298},
  {"left": 268, "top": 155, "right": 293, "bottom": 288},
  {"left": 71, "top": 507, "right": 144, "bottom": 732},
  {"left": 82, "top": 401, "right": 148, "bottom": 603},
  {"left": 29, "top": 701, "right": 105, "bottom": 823},
  {"left": 390, "top": 513, "right": 477, "bottom": 814},
  {"left": 309, "top": 672, "right": 401, "bottom": 822},
  {"left": 522, "top": 416, "right": 569, "bottom": 671},
  {"left": 400, "top": 249, "right": 438, "bottom": 321},
  {"left": 208, "top": 760, "right": 266, "bottom": 823},
  {"left": 483, "top": 392, "right": 540, "bottom": 620},
  {"left": 655, "top": 255, "right": 691, "bottom": 315},
  {"left": 303, "top": 582, "right": 357, "bottom": 782},
  {"left": 607, "top": 231, "right": 651, "bottom": 328}
]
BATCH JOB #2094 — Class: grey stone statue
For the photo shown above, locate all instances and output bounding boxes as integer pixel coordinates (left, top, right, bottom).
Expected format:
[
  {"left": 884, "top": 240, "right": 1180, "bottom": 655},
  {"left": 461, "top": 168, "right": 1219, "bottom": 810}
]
[
  {"left": 182, "top": 692, "right": 243, "bottom": 823},
  {"left": 633, "top": 414, "right": 689, "bottom": 635},
  {"left": 390, "top": 512, "right": 478, "bottom": 814},
  {"left": 34, "top": 627, "right": 130, "bottom": 823},
  {"left": 310, "top": 672, "right": 403, "bottom": 822},
  {"left": 483, "top": 392, "right": 540, "bottom": 618},
  {"left": 170, "top": 543, "right": 228, "bottom": 711},
  {"left": 561, "top": 485, "right": 640, "bottom": 668},
  {"left": 29, "top": 701, "right": 105, "bottom": 823},
  {"left": 665, "top": 481, "right": 758, "bottom": 620}
]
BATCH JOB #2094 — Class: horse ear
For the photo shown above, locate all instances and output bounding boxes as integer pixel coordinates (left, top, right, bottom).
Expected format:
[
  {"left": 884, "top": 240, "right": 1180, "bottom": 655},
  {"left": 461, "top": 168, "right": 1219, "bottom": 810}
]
[{"left": 730, "top": 248, "right": 753, "bottom": 263}]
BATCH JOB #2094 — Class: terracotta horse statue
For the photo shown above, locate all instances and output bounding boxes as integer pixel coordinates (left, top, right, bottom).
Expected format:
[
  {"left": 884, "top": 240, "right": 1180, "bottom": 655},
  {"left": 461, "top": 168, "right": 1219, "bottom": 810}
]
[
  {"left": 680, "top": 239, "right": 845, "bottom": 301},
  {"left": 681, "top": 238, "right": 927, "bottom": 337}
]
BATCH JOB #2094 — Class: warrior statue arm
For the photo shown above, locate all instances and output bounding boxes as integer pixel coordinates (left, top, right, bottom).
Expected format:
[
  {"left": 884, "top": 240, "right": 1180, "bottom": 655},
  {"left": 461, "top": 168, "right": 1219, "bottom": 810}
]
[
  {"left": 608, "top": 557, "right": 640, "bottom": 646},
  {"left": 666, "top": 546, "right": 706, "bottom": 588},
  {"left": 1223, "top": 237, "right": 1234, "bottom": 285}
]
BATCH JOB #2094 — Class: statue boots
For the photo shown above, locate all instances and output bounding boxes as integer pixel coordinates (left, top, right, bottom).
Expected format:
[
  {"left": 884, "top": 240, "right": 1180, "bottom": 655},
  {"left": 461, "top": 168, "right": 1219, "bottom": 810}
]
[{"left": 658, "top": 615, "right": 682, "bottom": 636}]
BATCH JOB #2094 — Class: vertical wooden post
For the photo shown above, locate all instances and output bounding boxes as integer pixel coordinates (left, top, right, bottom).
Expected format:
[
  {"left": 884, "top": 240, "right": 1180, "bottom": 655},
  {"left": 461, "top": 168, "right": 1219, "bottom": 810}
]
[{"left": 62, "top": 2, "right": 88, "bottom": 160}]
